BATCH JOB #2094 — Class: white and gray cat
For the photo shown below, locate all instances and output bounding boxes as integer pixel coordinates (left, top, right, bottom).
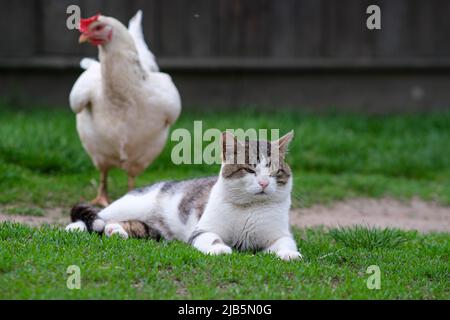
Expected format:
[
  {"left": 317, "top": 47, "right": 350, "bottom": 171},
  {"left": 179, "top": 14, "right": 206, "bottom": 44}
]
[{"left": 66, "top": 131, "right": 302, "bottom": 261}]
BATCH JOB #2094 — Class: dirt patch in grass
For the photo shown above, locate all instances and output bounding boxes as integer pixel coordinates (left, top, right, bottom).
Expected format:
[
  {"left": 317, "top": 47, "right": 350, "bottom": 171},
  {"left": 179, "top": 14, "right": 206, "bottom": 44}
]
[
  {"left": 291, "top": 198, "right": 450, "bottom": 233},
  {"left": 0, "top": 206, "right": 67, "bottom": 226},
  {"left": 1, "top": 198, "right": 449, "bottom": 233}
]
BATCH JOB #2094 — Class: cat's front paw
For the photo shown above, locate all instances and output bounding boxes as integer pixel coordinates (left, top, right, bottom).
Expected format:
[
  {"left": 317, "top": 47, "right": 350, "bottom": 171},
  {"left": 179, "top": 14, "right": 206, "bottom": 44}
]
[
  {"left": 277, "top": 250, "right": 302, "bottom": 261},
  {"left": 104, "top": 223, "right": 129, "bottom": 239},
  {"left": 65, "top": 221, "right": 87, "bottom": 232},
  {"left": 205, "top": 244, "right": 232, "bottom": 256}
]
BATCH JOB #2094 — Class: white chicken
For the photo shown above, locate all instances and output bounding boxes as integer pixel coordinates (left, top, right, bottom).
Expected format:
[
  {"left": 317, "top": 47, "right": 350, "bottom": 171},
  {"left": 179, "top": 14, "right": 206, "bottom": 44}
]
[{"left": 70, "top": 11, "right": 181, "bottom": 206}]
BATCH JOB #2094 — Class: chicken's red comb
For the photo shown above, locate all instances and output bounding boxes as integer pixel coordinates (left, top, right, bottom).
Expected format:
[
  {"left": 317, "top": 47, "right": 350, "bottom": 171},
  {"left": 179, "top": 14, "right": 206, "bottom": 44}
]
[{"left": 79, "top": 13, "right": 100, "bottom": 32}]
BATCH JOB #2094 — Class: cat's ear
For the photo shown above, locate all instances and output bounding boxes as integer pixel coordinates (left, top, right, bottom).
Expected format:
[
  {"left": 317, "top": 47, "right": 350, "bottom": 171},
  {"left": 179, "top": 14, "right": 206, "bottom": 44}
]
[
  {"left": 221, "top": 131, "right": 235, "bottom": 162},
  {"left": 221, "top": 131, "right": 243, "bottom": 163},
  {"left": 273, "top": 130, "right": 294, "bottom": 157}
]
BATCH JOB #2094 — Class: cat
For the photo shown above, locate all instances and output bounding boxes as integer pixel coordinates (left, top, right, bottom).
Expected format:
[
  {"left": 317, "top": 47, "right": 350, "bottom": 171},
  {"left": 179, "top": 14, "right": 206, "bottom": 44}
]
[{"left": 66, "top": 131, "right": 302, "bottom": 261}]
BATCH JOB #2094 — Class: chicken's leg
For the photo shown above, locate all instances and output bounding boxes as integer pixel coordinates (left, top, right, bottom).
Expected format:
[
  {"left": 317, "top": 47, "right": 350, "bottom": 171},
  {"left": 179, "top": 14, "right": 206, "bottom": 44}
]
[
  {"left": 128, "top": 174, "right": 136, "bottom": 191},
  {"left": 91, "top": 169, "right": 110, "bottom": 207}
]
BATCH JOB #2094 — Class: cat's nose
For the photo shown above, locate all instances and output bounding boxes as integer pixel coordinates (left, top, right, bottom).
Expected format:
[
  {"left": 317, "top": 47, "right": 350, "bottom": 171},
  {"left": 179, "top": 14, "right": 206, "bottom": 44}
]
[{"left": 258, "top": 180, "right": 269, "bottom": 189}]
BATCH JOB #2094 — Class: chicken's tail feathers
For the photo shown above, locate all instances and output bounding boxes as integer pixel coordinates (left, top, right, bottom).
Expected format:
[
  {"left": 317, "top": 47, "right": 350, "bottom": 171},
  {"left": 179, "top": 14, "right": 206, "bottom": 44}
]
[
  {"left": 68, "top": 203, "right": 105, "bottom": 233},
  {"left": 80, "top": 58, "right": 99, "bottom": 70},
  {"left": 129, "top": 9, "right": 143, "bottom": 29},
  {"left": 128, "top": 10, "right": 159, "bottom": 73}
]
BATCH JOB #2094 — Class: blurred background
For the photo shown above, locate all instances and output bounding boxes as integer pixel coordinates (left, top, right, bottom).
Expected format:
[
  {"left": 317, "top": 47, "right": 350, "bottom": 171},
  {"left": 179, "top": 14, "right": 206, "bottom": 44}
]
[
  {"left": 1, "top": 0, "right": 450, "bottom": 112},
  {"left": 0, "top": 0, "right": 449, "bottom": 211}
]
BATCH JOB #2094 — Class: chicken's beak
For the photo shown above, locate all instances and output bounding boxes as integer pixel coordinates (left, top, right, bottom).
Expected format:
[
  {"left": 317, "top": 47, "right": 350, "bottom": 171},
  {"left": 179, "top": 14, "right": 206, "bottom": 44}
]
[{"left": 78, "top": 33, "right": 89, "bottom": 44}]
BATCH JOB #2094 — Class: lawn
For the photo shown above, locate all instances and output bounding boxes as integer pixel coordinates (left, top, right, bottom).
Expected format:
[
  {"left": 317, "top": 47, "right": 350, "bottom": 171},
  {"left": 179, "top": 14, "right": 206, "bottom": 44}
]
[
  {"left": 0, "top": 105, "right": 449, "bottom": 299},
  {"left": 1, "top": 106, "right": 449, "bottom": 208},
  {"left": 0, "top": 223, "right": 448, "bottom": 299}
]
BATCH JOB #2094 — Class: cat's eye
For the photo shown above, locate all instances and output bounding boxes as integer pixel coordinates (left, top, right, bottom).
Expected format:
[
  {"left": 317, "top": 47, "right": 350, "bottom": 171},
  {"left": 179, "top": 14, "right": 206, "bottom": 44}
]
[{"left": 243, "top": 167, "right": 255, "bottom": 174}]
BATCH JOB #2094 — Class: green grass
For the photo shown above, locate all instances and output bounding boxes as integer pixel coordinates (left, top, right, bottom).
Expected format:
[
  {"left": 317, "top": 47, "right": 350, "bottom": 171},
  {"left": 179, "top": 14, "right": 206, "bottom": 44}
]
[
  {"left": 4, "top": 206, "right": 46, "bottom": 217},
  {"left": 1, "top": 106, "right": 450, "bottom": 209},
  {"left": 0, "top": 222, "right": 448, "bottom": 299},
  {"left": 329, "top": 226, "right": 409, "bottom": 249},
  {"left": 0, "top": 105, "right": 449, "bottom": 299}
]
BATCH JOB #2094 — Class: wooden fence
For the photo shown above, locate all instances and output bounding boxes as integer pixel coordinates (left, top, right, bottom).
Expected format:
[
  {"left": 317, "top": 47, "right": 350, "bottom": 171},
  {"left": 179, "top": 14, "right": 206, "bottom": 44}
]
[{"left": 1, "top": 0, "right": 450, "bottom": 111}]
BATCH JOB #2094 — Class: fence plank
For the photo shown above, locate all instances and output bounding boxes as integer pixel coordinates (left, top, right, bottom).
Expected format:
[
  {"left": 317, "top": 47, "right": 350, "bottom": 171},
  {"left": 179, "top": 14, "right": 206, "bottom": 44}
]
[
  {"left": 0, "top": 0, "right": 36, "bottom": 57},
  {"left": 217, "top": 0, "right": 244, "bottom": 56},
  {"left": 185, "top": 0, "right": 216, "bottom": 57},
  {"left": 41, "top": 0, "right": 81, "bottom": 55},
  {"left": 159, "top": 0, "right": 190, "bottom": 57},
  {"left": 240, "top": 0, "right": 270, "bottom": 57},
  {"left": 431, "top": 0, "right": 450, "bottom": 57},
  {"left": 267, "top": 0, "right": 297, "bottom": 58},
  {"left": 373, "top": 0, "right": 410, "bottom": 58},
  {"left": 296, "top": 0, "right": 324, "bottom": 57},
  {"left": 131, "top": 0, "right": 162, "bottom": 55},
  {"left": 325, "top": 0, "right": 370, "bottom": 58}
]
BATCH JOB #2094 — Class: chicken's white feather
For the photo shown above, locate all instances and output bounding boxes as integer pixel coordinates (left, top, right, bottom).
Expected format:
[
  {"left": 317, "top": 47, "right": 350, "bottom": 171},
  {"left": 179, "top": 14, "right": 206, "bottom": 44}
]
[
  {"left": 69, "top": 60, "right": 101, "bottom": 113},
  {"left": 80, "top": 57, "right": 99, "bottom": 70},
  {"left": 128, "top": 10, "right": 159, "bottom": 73}
]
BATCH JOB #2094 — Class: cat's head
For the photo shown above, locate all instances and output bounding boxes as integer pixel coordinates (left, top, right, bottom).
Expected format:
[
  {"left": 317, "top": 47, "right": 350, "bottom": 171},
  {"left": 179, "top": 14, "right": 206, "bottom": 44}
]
[{"left": 219, "top": 131, "right": 294, "bottom": 205}]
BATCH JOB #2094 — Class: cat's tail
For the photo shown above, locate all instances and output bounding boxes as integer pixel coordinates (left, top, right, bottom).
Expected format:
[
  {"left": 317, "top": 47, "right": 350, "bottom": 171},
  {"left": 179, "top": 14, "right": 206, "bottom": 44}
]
[{"left": 65, "top": 203, "right": 106, "bottom": 233}]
